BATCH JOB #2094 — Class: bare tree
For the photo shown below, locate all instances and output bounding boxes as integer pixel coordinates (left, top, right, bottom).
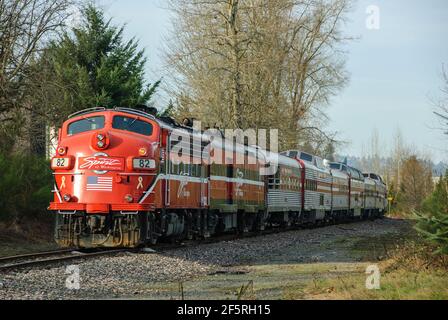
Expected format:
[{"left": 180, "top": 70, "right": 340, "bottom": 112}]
[
  {"left": 434, "top": 65, "right": 448, "bottom": 136},
  {"left": 359, "top": 129, "right": 380, "bottom": 173},
  {"left": 399, "top": 155, "right": 433, "bottom": 211},
  {"left": 0, "top": 0, "right": 74, "bottom": 151},
  {"left": 164, "top": 0, "right": 352, "bottom": 150},
  {"left": 281, "top": 0, "right": 351, "bottom": 149}
]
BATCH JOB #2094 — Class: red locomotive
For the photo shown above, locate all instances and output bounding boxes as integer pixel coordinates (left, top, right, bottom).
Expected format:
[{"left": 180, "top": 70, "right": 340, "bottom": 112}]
[{"left": 49, "top": 107, "right": 387, "bottom": 248}]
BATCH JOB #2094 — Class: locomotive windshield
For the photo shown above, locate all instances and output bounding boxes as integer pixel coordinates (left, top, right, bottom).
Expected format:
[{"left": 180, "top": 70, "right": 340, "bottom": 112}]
[
  {"left": 68, "top": 116, "right": 105, "bottom": 135},
  {"left": 112, "top": 116, "right": 153, "bottom": 136}
]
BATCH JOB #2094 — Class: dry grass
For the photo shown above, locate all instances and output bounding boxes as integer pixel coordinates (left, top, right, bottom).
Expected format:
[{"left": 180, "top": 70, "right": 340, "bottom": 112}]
[{"left": 298, "top": 241, "right": 448, "bottom": 300}]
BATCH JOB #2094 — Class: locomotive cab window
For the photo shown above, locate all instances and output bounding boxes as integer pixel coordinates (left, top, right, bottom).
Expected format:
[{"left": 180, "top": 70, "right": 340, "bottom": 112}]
[
  {"left": 113, "top": 116, "right": 153, "bottom": 136},
  {"left": 68, "top": 116, "right": 105, "bottom": 135}
]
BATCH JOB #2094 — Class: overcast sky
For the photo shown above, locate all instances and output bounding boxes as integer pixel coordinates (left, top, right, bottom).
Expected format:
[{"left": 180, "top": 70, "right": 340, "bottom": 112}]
[{"left": 97, "top": 0, "right": 448, "bottom": 162}]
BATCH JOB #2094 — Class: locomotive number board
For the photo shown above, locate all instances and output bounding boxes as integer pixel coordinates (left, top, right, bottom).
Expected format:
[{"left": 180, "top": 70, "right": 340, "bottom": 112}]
[{"left": 133, "top": 158, "right": 156, "bottom": 170}]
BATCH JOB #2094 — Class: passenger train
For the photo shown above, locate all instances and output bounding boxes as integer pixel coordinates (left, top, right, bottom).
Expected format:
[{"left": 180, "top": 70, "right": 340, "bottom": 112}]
[{"left": 49, "top": 107, "right": 387, "bottom": 248}]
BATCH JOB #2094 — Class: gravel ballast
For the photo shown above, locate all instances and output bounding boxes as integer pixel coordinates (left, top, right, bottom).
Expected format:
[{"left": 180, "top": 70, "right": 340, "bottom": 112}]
[{"left": 0, "top": 218, "right": 410, "bottom": 300}]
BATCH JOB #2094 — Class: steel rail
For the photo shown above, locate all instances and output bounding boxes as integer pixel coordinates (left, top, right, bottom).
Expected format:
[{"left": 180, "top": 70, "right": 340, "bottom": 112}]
[
  {"left": 0, "top": 249, "right": 76, "bottom": 264},
  {"left": 0, "top": 249, "right": 127, "bottom": 271}
]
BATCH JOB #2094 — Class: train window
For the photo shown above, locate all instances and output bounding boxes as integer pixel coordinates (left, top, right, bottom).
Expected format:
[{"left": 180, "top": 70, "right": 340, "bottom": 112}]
[
  {"left": 299, "top": 152, "right": 313, "bottom": 162},
  {"left": 354, "top": 169, "right": 362, "bottom": 180},
  {"left": 269, "top": 169, "right": 280, "bottom": 189},
  {"left": 171, "top": 162, "right": 180, "bottom": 175},
  {"left": 349, "top": 167, "right": 357, "bottom": 178},
  {"left": 329, "top": 163, "right": 341, "bottom": 170},
  {"left": 226, "top": 165, "right": 233, "bottom": 178},
  {"left": 185, "top": 163, "right": 190, "bottom": 176},
  {"left": 113, "top": 116, "right": 153, "bottom": 136},
  {"left": 289, "top": 151, "right": 298, "bottom": 159},
  {"left": 68, "top": 116, "right": 105, "bottom": 135},
  {"left": 315, "top": 157, "right": 324, "bottom": 169}
]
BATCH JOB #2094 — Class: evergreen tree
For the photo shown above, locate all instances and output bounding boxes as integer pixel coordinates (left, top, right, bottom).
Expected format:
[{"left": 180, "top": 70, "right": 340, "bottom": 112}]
[
  {"left": 158, "top": 100, "right": 176, "bottom": 118},
  {"left": 415, "top": 171, "right": 448, "bottom": 254},
  {"left": 35, "top": 4, "right": 160, "bottom": 125}
]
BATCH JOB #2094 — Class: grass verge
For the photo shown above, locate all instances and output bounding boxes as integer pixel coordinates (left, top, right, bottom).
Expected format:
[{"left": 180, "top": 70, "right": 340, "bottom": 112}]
[{"left": 299, "top": 239, "right": 448, "bottom": 300}]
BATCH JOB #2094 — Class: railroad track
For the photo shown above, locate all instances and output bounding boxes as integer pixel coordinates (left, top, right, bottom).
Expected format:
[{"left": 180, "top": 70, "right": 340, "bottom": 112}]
[
  {"left": 0, "top": 235, "right": 251, "bottom": 272},
  {"left": 0, "top": 218, "right": 380, "bottom": 272},
  {"left": 0, "top": 248, "right": 128, "bottom": 272}
]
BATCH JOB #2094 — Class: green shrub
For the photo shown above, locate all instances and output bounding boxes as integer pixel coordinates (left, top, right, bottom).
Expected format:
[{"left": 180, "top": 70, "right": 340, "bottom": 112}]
[
  {"left": 414, "top": 172, "right": 448, "bottom": 254},
  {"left": 0, "top": 152, "right": 52, "bottom": 223}
]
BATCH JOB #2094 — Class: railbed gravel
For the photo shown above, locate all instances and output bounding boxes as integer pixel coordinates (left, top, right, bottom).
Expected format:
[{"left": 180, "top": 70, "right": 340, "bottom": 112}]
[{"left": 0, "top": 218, "right": 409, "bottom": 300}]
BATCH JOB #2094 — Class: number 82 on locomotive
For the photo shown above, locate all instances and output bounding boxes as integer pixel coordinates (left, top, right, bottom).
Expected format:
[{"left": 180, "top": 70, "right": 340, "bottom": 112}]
[{"left": 133, "top": 158, "right": 156, "bottom": 170}]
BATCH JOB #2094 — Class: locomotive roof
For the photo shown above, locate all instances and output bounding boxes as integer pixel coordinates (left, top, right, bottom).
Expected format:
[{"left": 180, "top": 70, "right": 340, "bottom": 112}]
[
  {"left": 67, "top": 107, "right": 269, "bottom": 160},
  {"left": 264, "top": 152, "right": 301, "bottom": 169},
  {"left": 330, "top": 168, "right": 349, "bottom": 180},
  {"left": 364, "top": 177, "right": 377, "bottom": 186},
  {"left": 281, "top": 149, "right": 331, "bottom": 174},
  {"left": 66, "top": 108, "right": 339, "bottom": 173},
  {"left": 329, "top": 161, "right": 366, "bottom": 181},
  {"left": 363, "top": 172, "right": 386, "bottom": 184}
]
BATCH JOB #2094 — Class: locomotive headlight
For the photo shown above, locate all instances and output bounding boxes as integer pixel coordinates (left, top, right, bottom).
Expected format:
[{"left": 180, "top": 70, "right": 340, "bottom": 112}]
[
  {"left": 138, "top": 147, "right": 148, "bottom": 156},
  {"left": 92, "top": 132, "right": 109, "bottom": 150},
  {"left": 124, "top": 194, "right": 133, "bottom": 203},
  {"left": 57, "top": 146, "right": 66, "bottom": 156},
  {"left": 63, "top": 194, "right": 72, "bottom": 202}
]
